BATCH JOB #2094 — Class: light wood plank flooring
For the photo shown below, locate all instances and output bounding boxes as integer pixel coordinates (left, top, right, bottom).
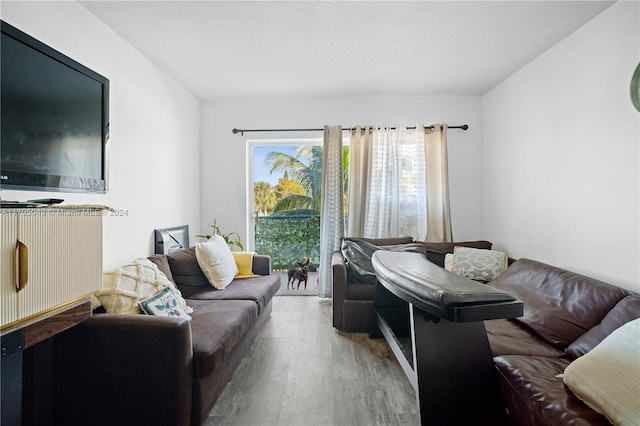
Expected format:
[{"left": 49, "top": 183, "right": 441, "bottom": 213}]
[{"left": 205, "top": 296, "right": 418, "bottom": 426}]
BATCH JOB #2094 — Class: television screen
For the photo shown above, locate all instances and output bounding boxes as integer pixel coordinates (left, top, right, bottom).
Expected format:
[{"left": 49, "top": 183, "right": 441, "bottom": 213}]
[{"left": 0, "top": 20, "right": 109, "bottom": 193}]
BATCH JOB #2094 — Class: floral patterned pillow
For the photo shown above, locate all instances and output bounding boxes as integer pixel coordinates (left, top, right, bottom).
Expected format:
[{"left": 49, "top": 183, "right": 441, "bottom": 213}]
[
  {"left": 451, "top": 247, "right": 508, "bottom": 282},
  {"left": 138, "top": 287, "right": 192, "bottom": 319}
]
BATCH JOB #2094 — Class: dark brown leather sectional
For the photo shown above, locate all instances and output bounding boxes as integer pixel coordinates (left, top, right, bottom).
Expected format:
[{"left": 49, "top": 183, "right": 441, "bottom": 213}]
[
  {"left": 486, "top": 258, "right": 639, "bottom": 425},
  {"left": 333, "top": 238, "right": 639, "bottom": 425},
  {"left": 51, "top": 247, "right": 280, "bottom": 426}
]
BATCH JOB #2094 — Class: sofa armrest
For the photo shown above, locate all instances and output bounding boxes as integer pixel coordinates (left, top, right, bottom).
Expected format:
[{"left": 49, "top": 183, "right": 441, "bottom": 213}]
[
  {"left": 52, "top": 314, "right": 193, "bottom": 426},
  {"left": 332, "top": 250, "right": 348, "bottom": 329},
  {"left": 252, "top": 254, "right": 272, "bottom": 275}
]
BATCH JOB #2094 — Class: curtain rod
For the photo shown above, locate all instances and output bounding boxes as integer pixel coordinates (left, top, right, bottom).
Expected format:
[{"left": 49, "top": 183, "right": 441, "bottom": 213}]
[{"left": 232, "top": 124, "right": 468, "bottom": 136}]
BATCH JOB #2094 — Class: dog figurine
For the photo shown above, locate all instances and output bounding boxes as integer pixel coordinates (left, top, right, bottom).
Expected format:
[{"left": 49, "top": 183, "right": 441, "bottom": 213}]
[{"left": 287, "top": 258, "right": 311, "bottom": 290}]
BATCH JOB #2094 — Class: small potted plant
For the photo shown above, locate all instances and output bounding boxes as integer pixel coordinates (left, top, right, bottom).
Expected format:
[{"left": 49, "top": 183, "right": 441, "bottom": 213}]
[{"left": 196, "top": 220, "right": 244, "bottom": 251}]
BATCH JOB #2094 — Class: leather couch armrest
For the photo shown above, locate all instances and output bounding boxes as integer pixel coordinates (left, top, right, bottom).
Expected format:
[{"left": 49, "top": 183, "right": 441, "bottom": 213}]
[
  {"left": 52, "top": 314, "right": 193, "bottom": 426},
  {"left": 252, "top": 254, "right": 272, "bottom": 275},
  {"left": 332, "top": 250, "right": 348, "bottom": 329}
]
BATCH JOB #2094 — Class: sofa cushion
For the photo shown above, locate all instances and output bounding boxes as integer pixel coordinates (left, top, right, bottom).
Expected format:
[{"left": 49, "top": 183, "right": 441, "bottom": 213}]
[
  {"left": 493, "top": 355, "right": 610, "bottom": 426},
  {"left": 341, "top": 238, "right": 427, "bottom": 284},
  {"left": 138, "top": 287, "right": 192, "bottom": 320},
  {"left": 97, "top": 258, "right": 191, "bottom": 315},
  {"left": 488, "top": 259, "right": 628, "bottom": 348},
  {"left": 195, "top": 235, "right": 239, "bottom": 290},
  {"left": 416, "top": 240, "right": 493, "bottom": 268},
  {"left": 187, "top": 275, "right": 280, "bottom": 314},
  {"left": 566, "top": 295, "right": 640, "bottom": 359},
  {"left": 485, "top": 319, "right": 565, "bottom": 358},
  {"left": 147, "top": 254, "right": 175, "bottom": 284},
  {"left": 188, "top": 299, "right": 258, "bottom": 378},
  {"left": 563, "top": 318, "right": 640, "bottom": 426},
  {"left": 157, "top": 248, "right": 210, "bottom": 298},
  {"left": 451, "top": 247, "right": 507, "bottom": 282}
]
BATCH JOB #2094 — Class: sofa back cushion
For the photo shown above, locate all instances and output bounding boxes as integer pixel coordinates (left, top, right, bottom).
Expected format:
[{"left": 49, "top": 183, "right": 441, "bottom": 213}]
[
  {"left": 489, "top": 258, "right": 629, "bottom": 348},
  {"left": 341, "top": 237, "right": 425, "bottom": 284},
  {"left": 565, "top": 295, "right": 640, "bottom": 359},
  {"left": 150, "top": 247, "right": 209, "bottom": 298},
  {"left": 416, "top": 240, "right": 493, "bottom": 267},
  {"left": 147, "top": 254, "right": 174, "bottom": 283}
]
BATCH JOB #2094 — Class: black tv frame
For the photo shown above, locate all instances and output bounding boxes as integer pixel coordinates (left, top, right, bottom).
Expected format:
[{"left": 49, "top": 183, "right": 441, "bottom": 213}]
[{"left": 0, "top": 20, "right": 110, "bottom": 194}]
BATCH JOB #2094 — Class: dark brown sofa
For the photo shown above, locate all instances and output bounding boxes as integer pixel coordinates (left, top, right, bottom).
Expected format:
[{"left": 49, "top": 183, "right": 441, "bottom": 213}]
[
  {"left": 484, "top": 258, "right": 639, "bottom": 425},
  {"left": 332, "top": 237, "right": 493, "bottom": 332},
  {"left": 335, "top": 238, "right": 639, "bottom": 424},
  {"left": 51, "top": 247, "right": 280, "bottom": 426}
]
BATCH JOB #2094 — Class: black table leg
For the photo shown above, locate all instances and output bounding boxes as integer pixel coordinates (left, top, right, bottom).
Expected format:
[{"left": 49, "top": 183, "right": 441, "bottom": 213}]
[
  {"left": 411, "top": 306, "right": 506, "bottom": 426},
  {"left": 1, "top": 329, "right": 24, "bottom": 426}
]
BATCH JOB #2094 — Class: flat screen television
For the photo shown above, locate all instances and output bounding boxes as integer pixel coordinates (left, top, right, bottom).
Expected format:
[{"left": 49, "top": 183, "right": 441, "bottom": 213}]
[{"left": 1, "top": 20, "right": 110, "bottom": 194}]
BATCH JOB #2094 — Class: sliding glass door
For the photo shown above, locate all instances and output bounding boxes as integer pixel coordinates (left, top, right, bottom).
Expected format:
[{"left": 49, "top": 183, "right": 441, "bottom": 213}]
[{"left": 248, "top": 139, "right": 322, "bottom": 295}]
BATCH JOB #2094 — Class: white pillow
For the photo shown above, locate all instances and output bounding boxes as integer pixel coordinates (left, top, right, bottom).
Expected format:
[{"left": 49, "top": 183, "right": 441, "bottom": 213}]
[
  {"left": 563, "top": 318, "right": 640, "bottom": 426},
  {"left": 97, "top": 258, "right": 192, "bottom": 314},
  {"left": 444, "top": 253, "right": 454, "bottom": 271},
  {"left": 195, "top": 235, "right": 239, "bottom": 289}
]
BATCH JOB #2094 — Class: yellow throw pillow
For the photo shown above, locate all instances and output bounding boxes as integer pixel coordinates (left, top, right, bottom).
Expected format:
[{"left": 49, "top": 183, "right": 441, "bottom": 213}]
[{"left": 232, "top": 252, "right": 259, "bottom": 279}]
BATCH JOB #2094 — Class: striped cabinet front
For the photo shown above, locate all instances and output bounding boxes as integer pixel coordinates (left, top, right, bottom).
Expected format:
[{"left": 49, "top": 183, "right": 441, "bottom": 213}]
[{"left": 1, "top": 209, "right": 102, "bottom": 330}]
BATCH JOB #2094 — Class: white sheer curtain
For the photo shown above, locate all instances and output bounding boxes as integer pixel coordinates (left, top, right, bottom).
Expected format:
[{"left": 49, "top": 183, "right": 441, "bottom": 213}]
[
  {"left": 348, "top": 126, "right": 427, "bottom": 239},
  {"left": 347, "top": 124, "right": 452, "bottom": 242},
  {"left": 318, "top": 125, "right": 344, "bottom": 298}
]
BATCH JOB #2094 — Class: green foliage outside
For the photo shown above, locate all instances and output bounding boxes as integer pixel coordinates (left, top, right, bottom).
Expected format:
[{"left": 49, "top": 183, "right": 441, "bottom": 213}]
[
  {"left": 265, "top": 146, "right": 323, "bottom": 213},
  {"left": 254, "top": 181, "right": 277, "bottom": 216},
  {"left": 255, "top": 214, "right": 320, "bottom": 271},
  {"left": 274, "top": 174, "right": 306, "bottom": 200}
]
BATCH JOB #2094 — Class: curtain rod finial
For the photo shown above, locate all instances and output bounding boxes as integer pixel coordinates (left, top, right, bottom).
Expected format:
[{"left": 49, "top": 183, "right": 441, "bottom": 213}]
[
  {"left": 232, "top": 128, "right": 244, "bottom": 135},
  {"left": 461, "top": 125, "right": 469, "bottom": 130}
]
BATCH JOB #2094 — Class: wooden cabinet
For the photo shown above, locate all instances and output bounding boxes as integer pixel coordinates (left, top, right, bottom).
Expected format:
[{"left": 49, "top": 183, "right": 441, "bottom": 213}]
[{"left": 1, "top": 209, "right": 102, "bottom": 330}]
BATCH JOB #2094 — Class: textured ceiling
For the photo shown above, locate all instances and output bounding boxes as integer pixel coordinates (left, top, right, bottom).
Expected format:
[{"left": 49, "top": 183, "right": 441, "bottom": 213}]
[{"left": 81, "top": 1, "right": 615, "bottom": 100}]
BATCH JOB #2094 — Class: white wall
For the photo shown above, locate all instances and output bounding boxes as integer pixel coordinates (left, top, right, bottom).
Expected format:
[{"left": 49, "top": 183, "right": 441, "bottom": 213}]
[
  {"left": 200, "top": 96, "right": 484, "bottom": 247},
  {"left": 483, "top": 1, "right": 640, "bottom": 291},
  {"left": 1, "top": 1, "right": 201, "bottom": 270}
]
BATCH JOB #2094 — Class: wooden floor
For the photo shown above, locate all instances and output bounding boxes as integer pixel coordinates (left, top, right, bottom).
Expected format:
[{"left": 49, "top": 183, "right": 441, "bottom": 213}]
[{"left": 205, "top": 296, "right": 419, "bottom": 426}]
